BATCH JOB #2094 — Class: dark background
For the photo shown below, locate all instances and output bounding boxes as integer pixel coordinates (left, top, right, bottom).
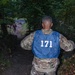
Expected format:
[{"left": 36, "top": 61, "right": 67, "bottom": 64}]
[{"left": 0, "top": 0, "right": 75, "bottom": 75}]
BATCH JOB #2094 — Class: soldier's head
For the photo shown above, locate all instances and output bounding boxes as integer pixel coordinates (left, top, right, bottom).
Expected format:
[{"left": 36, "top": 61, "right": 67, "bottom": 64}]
[{"left": 42, "top": 16, "right": 53, "bottom": 30}]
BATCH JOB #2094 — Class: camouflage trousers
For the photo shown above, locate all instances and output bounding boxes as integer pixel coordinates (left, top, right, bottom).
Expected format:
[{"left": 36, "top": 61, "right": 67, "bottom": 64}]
[
  {"left": 30, "top": 57, "right": 59, "bottom": 75},
  {"left": 30, "top": 66, "right": 56, "bottom": 75}
]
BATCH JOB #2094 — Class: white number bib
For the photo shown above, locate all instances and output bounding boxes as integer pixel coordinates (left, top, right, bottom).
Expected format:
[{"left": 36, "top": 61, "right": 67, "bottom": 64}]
[{"left": 41, "top": 40, "right": 52, "bottom": 48}]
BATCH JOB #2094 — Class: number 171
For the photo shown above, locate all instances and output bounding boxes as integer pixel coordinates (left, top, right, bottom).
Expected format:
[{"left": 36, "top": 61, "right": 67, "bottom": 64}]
[{"left": 41, "top": 40, "right": 52, "bottom": 48}]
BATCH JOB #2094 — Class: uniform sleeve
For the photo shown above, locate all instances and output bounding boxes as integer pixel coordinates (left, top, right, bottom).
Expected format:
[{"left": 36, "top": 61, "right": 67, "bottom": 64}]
[
  {"left": 60, "top": 34, "right": 75, "bottom": 52},
  {"left": 20, "top": 32, "right": 35, "bottom": 50}
]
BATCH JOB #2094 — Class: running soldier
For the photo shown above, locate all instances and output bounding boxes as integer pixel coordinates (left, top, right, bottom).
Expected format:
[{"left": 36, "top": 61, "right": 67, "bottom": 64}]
[{"left": 21, "top": 16, "right": 75, "bottom": 75}]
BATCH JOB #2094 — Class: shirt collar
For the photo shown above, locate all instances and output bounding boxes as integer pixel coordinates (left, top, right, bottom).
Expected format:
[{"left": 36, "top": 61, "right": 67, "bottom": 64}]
[{"left": 42, "top": 29, "right": 53, "bottom": 34}]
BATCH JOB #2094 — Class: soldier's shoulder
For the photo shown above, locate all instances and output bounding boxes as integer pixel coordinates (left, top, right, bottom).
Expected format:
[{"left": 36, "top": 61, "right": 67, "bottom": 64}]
[
  {"left": 35, "top": 29, "right": 41, "bottom": 32},
  {"left": 35, "top": 30, "right": 41, "bottom": 34},
  {"left": 53, "top": 31, "right": 60, "bottom": 33},
  {"left": 52, "top": 31, "right": 60, "bottom": 36}
]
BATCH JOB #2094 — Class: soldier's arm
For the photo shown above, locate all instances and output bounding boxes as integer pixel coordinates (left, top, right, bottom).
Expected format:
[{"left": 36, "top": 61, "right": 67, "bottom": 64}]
[
  {"left": 60, "top": 34, "right": 75, "bottom": 52},
  {"left": 20, "top": 32, "right": 35, "bottom": 50}
]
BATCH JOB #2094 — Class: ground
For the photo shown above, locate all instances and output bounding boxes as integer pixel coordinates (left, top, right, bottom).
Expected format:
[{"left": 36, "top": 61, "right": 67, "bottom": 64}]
[
  {"left": 0, "top": 35, "right": 75, "bottom": 75},
  {"left": 0, "top": 45, "right": 33, "bottom": 75},
  {"left": 58, "top": 53, "right": 75, "bottom": 75}
]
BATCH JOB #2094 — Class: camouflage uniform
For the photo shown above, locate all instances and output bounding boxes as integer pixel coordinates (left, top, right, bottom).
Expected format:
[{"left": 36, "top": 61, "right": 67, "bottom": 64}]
[{"left": 21, "top": 29, "right": 75, "bottom": 75}]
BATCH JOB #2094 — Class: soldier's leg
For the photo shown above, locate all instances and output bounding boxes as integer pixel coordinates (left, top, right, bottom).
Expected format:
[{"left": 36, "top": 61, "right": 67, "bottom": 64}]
[
  {"left": 45, "top": 71, "right": 56, "bottom": 75},
  {"left": 30, "top": 66, "right": 44, "bottom": 75},
  {"left": 45, "top": 59, "right": 59, "bottom": 75}
]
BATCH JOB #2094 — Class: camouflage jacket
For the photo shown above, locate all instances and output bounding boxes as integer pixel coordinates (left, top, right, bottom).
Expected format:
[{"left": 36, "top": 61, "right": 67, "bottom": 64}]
[{"left": 21, "top": 29, "right": 75, "bottom": 72}]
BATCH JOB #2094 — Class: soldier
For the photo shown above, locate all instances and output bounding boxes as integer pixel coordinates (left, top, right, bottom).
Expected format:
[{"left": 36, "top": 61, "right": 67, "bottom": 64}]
[{"left": 21, "top": 16, "right": 75, "bottom": 75}]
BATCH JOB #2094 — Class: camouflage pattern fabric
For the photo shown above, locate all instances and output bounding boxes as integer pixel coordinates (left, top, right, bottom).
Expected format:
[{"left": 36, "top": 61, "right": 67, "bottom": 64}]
[{"left": 21, "top": 29, "right": 75, "bottom": 75}]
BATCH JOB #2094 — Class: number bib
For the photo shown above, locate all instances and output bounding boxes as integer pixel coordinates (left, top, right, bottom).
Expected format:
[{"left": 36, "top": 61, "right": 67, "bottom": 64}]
[{"left": 32, "top": 30, "right": 60, "bottom": 58}]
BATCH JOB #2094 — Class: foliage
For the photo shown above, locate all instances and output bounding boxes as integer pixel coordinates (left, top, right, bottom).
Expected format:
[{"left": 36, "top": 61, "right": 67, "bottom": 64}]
[
  {"left": 0, "top": 0, "right": 75, "bottom": 74},
  {"left": 0, "top": 0, "right": 75, "bottom": 32},
  {"left": 0, "top": 35, "right": 11, "bottom": 73},
  {"left": 58, "top": 54, "right": 75, "bottom": 75}
]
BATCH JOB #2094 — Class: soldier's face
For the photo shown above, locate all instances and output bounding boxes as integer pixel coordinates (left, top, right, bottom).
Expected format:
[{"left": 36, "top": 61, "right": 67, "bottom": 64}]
[{"left": 42, "top": 21, "right": 53, "bottom": 30}]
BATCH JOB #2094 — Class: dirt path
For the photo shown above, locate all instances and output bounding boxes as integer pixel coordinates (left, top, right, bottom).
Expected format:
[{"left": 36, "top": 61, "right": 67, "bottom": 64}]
[{"left": 1, "top": 45, "right": 33, "bottom": 75}]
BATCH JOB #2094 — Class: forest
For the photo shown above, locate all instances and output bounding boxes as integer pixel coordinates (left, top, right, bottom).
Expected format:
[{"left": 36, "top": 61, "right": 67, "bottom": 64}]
[{"left": 0, "top": 0, "right": 75, "bottom": 75}]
